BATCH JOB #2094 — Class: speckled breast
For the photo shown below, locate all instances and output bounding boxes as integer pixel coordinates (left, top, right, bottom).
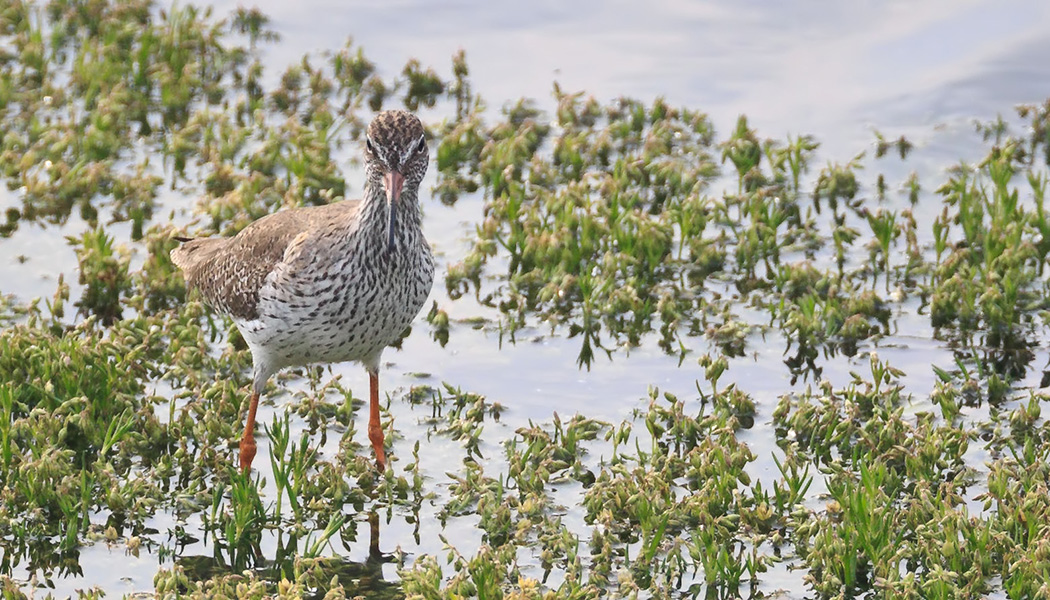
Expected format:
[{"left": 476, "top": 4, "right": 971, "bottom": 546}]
[{"left": 242, "top": 238, "right": 434, "bottom": 370}]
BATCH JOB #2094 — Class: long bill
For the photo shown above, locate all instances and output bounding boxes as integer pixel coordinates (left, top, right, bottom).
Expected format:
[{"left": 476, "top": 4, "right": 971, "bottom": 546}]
[{"left": 383, "top": 170, "right": 404, "bottom": 252}]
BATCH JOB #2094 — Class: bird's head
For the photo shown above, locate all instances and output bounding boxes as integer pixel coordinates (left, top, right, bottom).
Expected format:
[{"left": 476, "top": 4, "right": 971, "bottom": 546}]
[{"left": 363, "top": 110, "right": 429, "bottom": 252}]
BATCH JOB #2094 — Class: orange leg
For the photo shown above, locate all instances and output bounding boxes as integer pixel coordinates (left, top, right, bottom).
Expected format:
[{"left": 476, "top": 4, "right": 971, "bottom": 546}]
[
  {"left": 368, "top": 372, "right": 386, "bottom": 471},
  {"left": 239, "top": 391, "right": 260, "bottom": 473}
]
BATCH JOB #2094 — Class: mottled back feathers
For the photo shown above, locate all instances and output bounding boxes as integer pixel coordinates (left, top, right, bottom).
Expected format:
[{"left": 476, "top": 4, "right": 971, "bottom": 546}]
[{"left": 171, "top": 200, "right": 364, "bottom": 320}]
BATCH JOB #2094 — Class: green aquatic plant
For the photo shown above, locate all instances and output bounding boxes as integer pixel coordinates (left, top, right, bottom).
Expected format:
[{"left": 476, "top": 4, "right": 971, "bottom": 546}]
[
  {"left": 70, "top": 226, "right": 131, "bottom": 325},
  {"left": 442, "top": 94, "right": 721, "bottom": 367},
  {"left": 864, "top": 207, "right": 899, "bottom": 290},
  {"left": 927, "top": 134, "right": 1047, "bottom": 383}
]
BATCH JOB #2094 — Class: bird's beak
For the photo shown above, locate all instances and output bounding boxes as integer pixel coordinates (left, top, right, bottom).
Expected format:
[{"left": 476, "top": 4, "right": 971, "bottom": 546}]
[{"left": 383, "top": 170, "right": 404, "bottom": 252}]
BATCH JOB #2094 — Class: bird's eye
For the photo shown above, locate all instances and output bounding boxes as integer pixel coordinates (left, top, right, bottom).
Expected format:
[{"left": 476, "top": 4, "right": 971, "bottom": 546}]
[
  {"left": 365, "top": 138, "right": 375, "bottom": 154},
  {"left": 414, "top": 135, "right": 426, "bottom": 154}
]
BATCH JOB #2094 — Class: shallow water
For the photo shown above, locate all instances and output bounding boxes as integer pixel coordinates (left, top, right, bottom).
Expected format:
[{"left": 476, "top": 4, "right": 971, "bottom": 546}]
[
  {"left": 3, "top": 0, "right": 1050, "bottom": 597},
  {"left": 206, "top": 0, "right": 1050, "bottom": 151},
  {"left": 7, "top": 0, "right": 1050, "bottom": 298}
]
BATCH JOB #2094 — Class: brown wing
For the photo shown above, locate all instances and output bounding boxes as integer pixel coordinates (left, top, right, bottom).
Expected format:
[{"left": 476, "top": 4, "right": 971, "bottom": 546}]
[{"left": 170, "top": 201, "right": 361, "bottom": 320}]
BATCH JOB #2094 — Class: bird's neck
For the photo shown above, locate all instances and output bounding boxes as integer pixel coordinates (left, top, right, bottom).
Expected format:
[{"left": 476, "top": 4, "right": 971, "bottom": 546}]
[{"left": 357, "top": 185, "right": 424, "bottom": 246}]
